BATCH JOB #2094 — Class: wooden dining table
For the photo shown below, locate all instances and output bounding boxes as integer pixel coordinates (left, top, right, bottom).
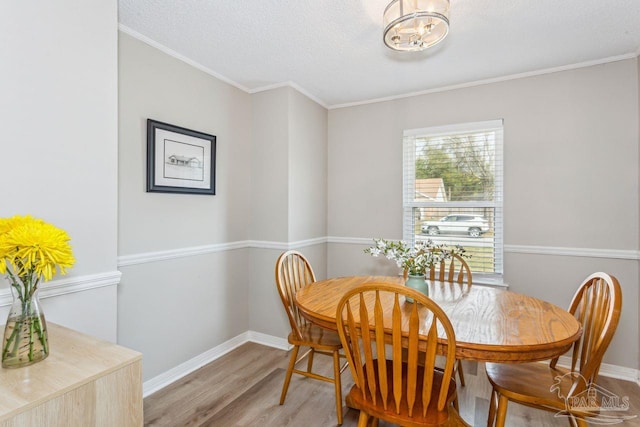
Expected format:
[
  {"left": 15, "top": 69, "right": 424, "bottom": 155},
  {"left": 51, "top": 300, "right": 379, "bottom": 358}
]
[{"left": 295, "top": 275, "right": 582, "bottom": 363}]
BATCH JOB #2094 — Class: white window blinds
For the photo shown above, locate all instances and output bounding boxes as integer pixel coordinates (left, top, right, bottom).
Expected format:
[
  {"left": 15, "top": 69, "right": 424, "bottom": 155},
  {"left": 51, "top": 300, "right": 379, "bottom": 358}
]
[{"left": 403, "top": 120, "right": 504, "bottom": 277}]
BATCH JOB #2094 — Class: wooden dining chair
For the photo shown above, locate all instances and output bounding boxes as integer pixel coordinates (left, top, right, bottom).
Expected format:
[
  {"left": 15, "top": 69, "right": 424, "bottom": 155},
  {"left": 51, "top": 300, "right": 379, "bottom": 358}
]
[
  {"left": 429, "top": 252, "right": 472, "bottom": 287},
  {"left": 275, "top": 250, "right": 348, "bottom": 425},
  {"left": 404, "top": 252, "right": 471, "bottom": 386},
  {"left": 431, "top": 252, "right": 471, "bottom": 388},
  {"left": 485, "top": 272, "right": 622, "bottom": 427},
  {"left": 336, "top": 282, "right": 469, "bottom": 427}
]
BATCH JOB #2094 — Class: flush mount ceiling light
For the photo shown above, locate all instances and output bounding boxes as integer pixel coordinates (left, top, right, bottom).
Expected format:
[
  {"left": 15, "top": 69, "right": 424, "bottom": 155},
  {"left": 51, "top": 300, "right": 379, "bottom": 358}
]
[{"left": 383, "top": 0, "right": 450, "bottom": 52}]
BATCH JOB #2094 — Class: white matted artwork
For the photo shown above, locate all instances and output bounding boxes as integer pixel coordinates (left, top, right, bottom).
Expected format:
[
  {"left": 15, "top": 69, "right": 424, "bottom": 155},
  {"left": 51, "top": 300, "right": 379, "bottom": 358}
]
[{"left": 147, "top": 119, "right": 216, "bottom": 195}]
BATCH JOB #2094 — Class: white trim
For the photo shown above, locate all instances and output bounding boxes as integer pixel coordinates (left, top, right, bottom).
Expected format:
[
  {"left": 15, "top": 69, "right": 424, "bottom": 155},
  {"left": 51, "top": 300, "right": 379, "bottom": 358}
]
[
  {"left": 120, "top": 24, "right": 636, "bottom": 111},
  {"left": 249, "top": 81, "right": 328, "bottom": 109},
  {"left": 117, "top": 241, "right": 250, "bottom": 267},
  {"left": 327, "top": 236, "right": 374, "bottom": 245},
  {"left": 118, "top": 25, "right": 327, "bottom": 109},
  {"left": 553, "top": 356, "right": 640, "bottom": 384},
  {"left": 117, "top": 238, "right": 640, "bottom": 267},
  {"left": 404, "top": 119, "right": 504, "bottom": 137},
  {"left": 472, "top": 276, "right": 508, "bottom": 288},
  {"left": 142, "top": 331, "right": 250, "bottom": 397},
  {"left": 504, "top": 245, "right": 640, "bottom": 260},
  {"left": 246, "top": 330, "right": 292, "bottom": 351},
  {"left": 248, "top": 237, "right": 328, "bottom": 251},
  {"left": 328, "top": 236, "right": 640, "bottom": 260},
  {"left": 329, "top": 53, "right": 637, "bottom": 109},
  {"left": 144, "top": 331, "right": 639, "bottom": 398},
  {"left": 0, "top": 271, "right": 122, "bottom": 307},
  {"left": 118, "top": 24, "right": 250, "bottom": 93},
  {"left": 143, "top": 331, "right": 291, "bottom": 397},
  {"left": 244, "top": 240, "right": 288, "bottom": 251},
  {"left": 118, "top": 238, "right": 328, "bottom": 267}
]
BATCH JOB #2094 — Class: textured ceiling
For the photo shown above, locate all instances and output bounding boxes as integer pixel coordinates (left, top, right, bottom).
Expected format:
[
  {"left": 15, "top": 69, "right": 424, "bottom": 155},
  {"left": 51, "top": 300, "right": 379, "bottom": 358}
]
[{"left": 118, "top": 0, "right": 640, "bottom": 108}]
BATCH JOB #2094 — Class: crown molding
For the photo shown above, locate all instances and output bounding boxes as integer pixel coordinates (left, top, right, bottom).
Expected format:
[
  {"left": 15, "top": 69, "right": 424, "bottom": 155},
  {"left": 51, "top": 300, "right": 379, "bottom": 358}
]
[
  {"left": 119, "top": 24, "right": 636, "bottom": 111},
  {"left": 248, "top": 81, "right": 328, "bottom": 109},
  {"left": 118, "top": 25, "right": 327, "bottom": 109},
  {"left": 328, "top": 53, "right": 639, "bottom": 109},
  {"left": 118, "top": 24, "right": 251, "bottom": 93}
]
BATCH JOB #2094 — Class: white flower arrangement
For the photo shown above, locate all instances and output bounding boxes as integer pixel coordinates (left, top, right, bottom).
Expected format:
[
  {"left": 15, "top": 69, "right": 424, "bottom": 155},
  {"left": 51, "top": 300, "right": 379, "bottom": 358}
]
[{"left": 364, "top": 238, "right": 467, "bottom": 276}]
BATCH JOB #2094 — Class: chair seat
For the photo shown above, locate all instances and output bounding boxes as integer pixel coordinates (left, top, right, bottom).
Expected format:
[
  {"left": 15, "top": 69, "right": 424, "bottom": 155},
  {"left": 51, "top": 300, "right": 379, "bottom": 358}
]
[
  {"left": 288, "top": 323, "right": 342, "bottom": 350},
  {"left": 486, "top": 274, "right": 621, "bottom": 427},
  {"left": 486, "top": 362, "right": 586, "bottom": 412},
  {"left": 348, "top": 359, "right": 458, "bottom": 427}
]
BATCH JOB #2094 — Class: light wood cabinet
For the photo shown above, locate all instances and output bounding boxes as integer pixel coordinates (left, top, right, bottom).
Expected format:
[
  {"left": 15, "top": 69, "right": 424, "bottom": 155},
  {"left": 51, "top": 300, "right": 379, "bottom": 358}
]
[{"left": 0, "top": 323, "right": 142, "bottom": 427}]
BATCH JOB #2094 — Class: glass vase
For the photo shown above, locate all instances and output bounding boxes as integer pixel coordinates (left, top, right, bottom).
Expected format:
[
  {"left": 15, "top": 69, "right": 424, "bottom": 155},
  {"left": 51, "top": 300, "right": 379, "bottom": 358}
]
[
  {"left": 2, "top": 284, "right": 49, "bottom": 368},
  {"left": 405, "top": 274, "right": 429, "bottom": 302}
]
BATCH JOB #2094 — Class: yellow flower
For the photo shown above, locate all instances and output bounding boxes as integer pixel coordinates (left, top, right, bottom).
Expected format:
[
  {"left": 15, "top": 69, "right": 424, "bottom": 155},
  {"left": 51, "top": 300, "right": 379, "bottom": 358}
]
[
  {"left": 0, "top": 215, "right": 42, "bottom": 236},
  {"left": 0, "top": 215, "right": 75, "bottom": 282}
]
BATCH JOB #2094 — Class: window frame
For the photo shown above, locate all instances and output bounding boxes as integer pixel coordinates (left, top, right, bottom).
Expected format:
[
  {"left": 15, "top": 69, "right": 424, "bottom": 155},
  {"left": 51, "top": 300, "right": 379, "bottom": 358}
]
[{"left": 402, "top": 120, "right": 504, "bottom": 284}]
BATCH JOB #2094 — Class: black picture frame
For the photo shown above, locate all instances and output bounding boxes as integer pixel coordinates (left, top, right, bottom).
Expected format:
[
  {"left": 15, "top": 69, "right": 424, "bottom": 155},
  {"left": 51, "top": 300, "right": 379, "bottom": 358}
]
[{"left": 147, "top": 119, "right": 216, "bottom": 195}]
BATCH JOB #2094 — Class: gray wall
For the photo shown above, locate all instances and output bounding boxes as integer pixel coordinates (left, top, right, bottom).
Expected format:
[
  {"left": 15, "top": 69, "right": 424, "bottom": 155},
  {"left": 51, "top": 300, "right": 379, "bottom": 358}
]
[
  {"left": 248, "top": 86, "right": 328, "bottom": 339},
  {"left": 327, "top": 59, "right": 639, "bottom": 369},
  {"left": 118, "top": 33, "right": 252, "bottom": 380},
  {"left": 118, "top": 36, "right": 329, "bottom": 380},
  {"left": 0, "top": 1, "right": 119, "bottom": 341},
  {"left": 250, "top": 88, "right": 290, "bottom": 242},
  {"left": 288, "top": 89, "right": 328, "bottom": 242}
]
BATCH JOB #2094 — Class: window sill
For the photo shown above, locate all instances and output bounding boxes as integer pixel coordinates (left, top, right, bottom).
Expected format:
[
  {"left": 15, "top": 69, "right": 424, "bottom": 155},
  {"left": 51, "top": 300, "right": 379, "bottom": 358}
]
[{"left": 473, "top": 274, "right": 508, "bottom": 288}]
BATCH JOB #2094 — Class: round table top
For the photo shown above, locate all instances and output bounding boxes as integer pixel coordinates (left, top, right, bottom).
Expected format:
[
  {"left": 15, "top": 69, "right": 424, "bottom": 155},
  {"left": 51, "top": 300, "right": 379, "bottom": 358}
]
[{"left": 295, "top": 275, "right": 582, "bottom": 363}]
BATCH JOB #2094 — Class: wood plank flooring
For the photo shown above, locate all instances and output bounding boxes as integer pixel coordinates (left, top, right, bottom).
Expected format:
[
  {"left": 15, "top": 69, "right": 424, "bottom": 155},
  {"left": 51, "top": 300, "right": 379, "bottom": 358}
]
[{"left": 144, "top": 342, "right": 640, "bottom": 426}]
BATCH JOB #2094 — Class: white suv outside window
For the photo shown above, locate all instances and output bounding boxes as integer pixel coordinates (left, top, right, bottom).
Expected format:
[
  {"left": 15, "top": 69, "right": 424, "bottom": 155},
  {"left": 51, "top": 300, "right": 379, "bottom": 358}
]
[{"left": 421, "top": 214, "right": 490, "bottom": 238}]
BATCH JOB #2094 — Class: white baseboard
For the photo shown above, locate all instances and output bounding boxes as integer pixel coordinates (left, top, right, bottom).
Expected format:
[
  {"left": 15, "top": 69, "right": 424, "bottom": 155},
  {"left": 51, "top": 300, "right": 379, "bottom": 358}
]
[
  {"left": 247, "top": 330, "right": 292, "bottom": 351},
  {"left": 142, "top": 331, "right": 291, "bottom": 397},
  {"left": 553, "top": 355, "right": 640, "bottom": 384},
  {"left": 143, "top": 332, "right": 640, "bottom": 398}
]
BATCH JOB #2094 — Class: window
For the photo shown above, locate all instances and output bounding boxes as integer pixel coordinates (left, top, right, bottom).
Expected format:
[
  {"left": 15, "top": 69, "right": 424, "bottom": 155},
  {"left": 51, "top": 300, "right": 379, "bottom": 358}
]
[{"left": 403, "top": 120, "right": 504, "bottom": 280}]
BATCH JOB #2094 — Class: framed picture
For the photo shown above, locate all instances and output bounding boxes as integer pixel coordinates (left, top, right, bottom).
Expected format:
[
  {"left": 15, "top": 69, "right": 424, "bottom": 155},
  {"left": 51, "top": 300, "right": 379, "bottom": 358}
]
[{"left": 147, "top": 119, "right": 216, "bottom": 195}]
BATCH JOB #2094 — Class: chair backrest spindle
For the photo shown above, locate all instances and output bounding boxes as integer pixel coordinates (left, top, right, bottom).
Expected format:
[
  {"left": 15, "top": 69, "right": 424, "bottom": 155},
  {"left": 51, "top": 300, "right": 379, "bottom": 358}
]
[
  {"left": 275, "top": 251, "right": 317, "bottom": 341},
  {"left": 553, "top": 272, "right": 621, "bottom": 395},
  {"left": 429, "top": 252, "right": 472, "bottom": 285},
  {"left": 336, "top": 283, "right": 457, "bottom": 423}
]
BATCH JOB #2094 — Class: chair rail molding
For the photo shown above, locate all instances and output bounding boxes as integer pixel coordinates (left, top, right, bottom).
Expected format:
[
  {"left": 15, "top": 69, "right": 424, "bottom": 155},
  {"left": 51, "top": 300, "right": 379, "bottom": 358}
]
[
  {"left": 504, "top": 244, "right": 640, "bottom": 260},
  {"left": 116, "top": 237, "right": 640, "bottom": 267},
  {"left": 118, "top": 237, "right": 328, "bottom": 267},
  {"left": 118, "top": 241, "right": 250, "bottom": 267},
  {"left": 328, "top": 237, "right": 640, "bottom": 260},
  {"left": 0, "top": 270, "right": 122, "bottom": 307}
]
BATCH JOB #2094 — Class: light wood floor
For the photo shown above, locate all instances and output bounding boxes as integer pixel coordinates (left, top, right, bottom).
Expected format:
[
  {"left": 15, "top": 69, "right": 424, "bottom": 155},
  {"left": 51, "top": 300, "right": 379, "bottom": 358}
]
[{"left": 144, "top": 342, "right": 640, "bottom": 426}]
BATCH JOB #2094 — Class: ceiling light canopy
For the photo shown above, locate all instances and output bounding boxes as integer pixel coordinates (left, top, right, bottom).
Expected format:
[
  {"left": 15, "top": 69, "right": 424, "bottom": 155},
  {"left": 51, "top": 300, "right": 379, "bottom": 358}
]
[{"left": 383, "top": 0, "right": 450, "bottom": 52}]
